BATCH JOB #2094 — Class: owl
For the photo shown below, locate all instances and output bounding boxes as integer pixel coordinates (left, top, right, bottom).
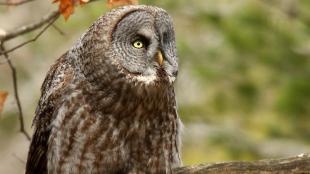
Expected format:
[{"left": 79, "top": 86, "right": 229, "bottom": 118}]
[{"left": 26, "top": 5, "right": 182, "bottom": 174}]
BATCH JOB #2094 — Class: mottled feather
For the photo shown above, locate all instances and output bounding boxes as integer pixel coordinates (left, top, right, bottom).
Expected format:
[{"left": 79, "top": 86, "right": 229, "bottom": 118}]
[{"left": 26, "top": 5, "right": 181, "bottom": 174}]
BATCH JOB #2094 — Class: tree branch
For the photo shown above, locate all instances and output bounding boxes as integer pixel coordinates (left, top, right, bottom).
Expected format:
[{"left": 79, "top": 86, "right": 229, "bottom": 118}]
[
  {"left": 0, "top": 43, "right": 31, "bottom": 141},
  {"left": 0, "top": 0, "right": 35, "bottom": 6},
  {"left": 0, "top": 15, "right": 59, "bottom": 57},
  {"left": 0, "top": 0, "right": 100, "bottom": 43},
  {"left": 174, "top": 153, "right": 310, "bottom": 174},
  {"left": 52, "top": 24, "right": 66, "bottom": 36},
  {"left": 0, "top": 10, "right": 60, "bottom": 42}
]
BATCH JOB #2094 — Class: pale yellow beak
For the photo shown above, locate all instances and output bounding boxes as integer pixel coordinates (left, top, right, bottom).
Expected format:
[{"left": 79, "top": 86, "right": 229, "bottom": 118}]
[{"left": 156, "top": 50, "right": 164, "bottom": 65}]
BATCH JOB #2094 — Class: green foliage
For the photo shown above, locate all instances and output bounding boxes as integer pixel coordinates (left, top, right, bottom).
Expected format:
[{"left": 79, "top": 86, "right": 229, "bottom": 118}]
[
  {"left": 163, "top": 0, "right": 310, "bottom": 163},
  {"left": 173, "top": 0, "right": 310, "bottom": 128}
]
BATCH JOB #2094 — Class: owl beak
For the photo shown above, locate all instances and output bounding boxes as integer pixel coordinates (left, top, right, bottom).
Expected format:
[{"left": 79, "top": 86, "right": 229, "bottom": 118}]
[{"left": 156, "top": 50, "right": 164, "bottom": 66}]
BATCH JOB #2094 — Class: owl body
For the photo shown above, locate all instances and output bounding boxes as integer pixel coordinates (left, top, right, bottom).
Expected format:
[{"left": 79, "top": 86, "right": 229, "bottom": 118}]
[{"left": 26, "top": 5, "right": 181, "bottom": 174}]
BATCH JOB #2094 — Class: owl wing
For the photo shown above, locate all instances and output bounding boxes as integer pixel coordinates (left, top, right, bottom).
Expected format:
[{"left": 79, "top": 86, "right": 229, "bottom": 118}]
[{"left": 26, "top": 53, "right": 73, "bottom": 174}]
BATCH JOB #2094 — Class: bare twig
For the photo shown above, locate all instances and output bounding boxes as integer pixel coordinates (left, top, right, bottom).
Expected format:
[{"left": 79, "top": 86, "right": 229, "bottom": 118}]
[
  {"left": 0, "top": 0, "right": 35, "bottom": 6},
  {"left": 0, "top": 16, "right": 59, "bottom": 57},
  {"left": 0, "top": 43, "right": 31, "bottom": 141},
  {"left": 0, "top": 0, "right": 102, "bottom": 43},
  {"left": 12, "top": 153, "right": 26, "bottom": 164},
  {"left": 0, "top": 10, "right": 60, "bottom": 42},
  {"left": 52, "top": 24, "right": 66, "bottom": 36}
]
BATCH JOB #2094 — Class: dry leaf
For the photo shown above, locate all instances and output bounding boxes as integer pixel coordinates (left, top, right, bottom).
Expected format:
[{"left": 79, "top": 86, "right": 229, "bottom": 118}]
[
  {"left": 53, "top": 0, "right": 139, "bottom": 20},
  {"left": 53, "top": 0, "right": 90, "bottom": 20},
  {"left": 107, "top": 0, "right": 138, "bottom": 8},
  {"left": 0, "top": 91, "right": 8, "bottom": 114}
]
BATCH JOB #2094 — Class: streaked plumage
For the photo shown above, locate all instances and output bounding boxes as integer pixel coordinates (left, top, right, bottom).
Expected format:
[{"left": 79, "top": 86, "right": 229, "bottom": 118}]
[{"left": 26, "top": 5, "right": 181, "bottom": 174}]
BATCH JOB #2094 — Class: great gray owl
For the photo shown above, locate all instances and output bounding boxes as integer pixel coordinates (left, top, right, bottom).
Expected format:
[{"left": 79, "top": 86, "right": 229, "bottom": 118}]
[{"left": 25, "top": 5, "right": 182, "bottom": 174}]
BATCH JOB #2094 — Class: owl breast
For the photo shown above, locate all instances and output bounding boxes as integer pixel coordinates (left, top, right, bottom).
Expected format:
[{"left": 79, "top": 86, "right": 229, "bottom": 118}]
[
  {"left": 25, "top": 5, "right": 182, "bottom": 174},
  {"left": 47, "top": 79, "right": 181, "bottom": 174}
]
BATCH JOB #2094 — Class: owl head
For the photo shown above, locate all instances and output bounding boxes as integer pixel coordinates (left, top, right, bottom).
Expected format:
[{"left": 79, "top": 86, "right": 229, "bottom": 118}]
[{"left": 70, "top": 5, "right": 178, "bottom": 88}]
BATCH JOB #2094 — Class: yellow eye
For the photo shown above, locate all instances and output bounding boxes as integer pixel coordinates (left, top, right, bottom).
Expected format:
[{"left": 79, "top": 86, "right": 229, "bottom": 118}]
[{"left": 132, "top": 40, "right": 144, "bottom": 49}]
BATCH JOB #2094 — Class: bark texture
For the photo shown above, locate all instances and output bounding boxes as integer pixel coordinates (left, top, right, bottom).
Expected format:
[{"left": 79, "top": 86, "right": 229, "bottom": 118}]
[{"left": 174, "top": 153, "right": 310, "bottom": 174}]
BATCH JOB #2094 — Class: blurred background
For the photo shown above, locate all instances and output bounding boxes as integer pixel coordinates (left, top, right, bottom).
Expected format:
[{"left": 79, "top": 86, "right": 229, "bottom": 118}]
[{"left": 0, "top": 0, "right": 310, "bottom": 173}]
